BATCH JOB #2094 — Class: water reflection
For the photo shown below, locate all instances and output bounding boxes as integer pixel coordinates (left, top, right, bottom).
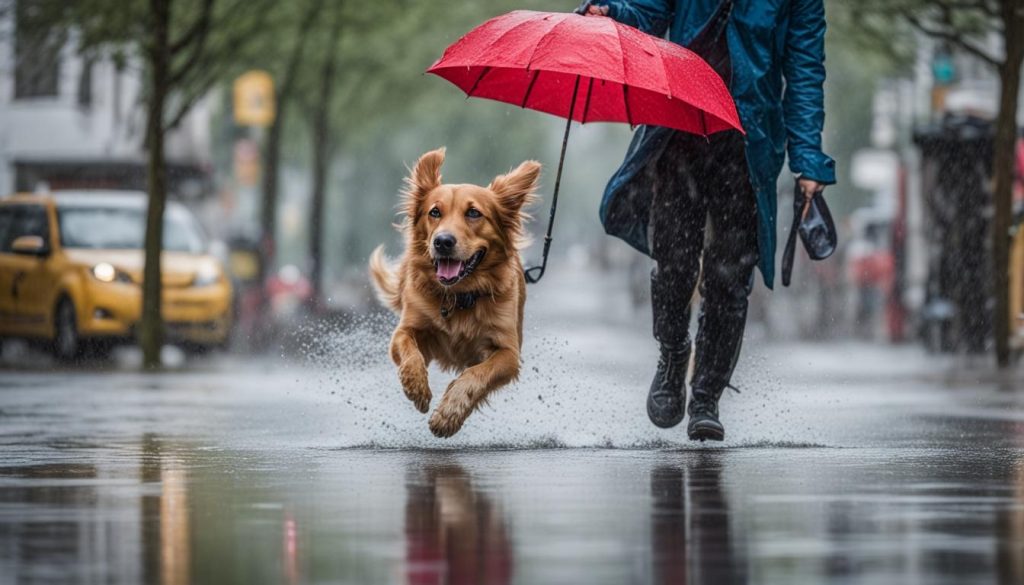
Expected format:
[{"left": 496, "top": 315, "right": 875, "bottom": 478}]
[
  {"left": 140, "top": 434, "right": 190, "bottom": 585},
  {"left": 998, "top": 459, "right": 1024, "bottom": 584},
  {"left": 651, "top": 453, "right": 745, "bottom": 585},
  {"left": 0, "top": 437, "right": 197, "bottom": 584},
  {"left": 284, "top": 511, "right": 301, "bottom": 585},
  {"left": 2, "top": 446, "right": 1024, "bottom": 584},
  {"left": 404, "top": 462, "right": 513, "bottom": 585},
  {"left": 0, "top": 463, "right": 103, "bottom": 582}
]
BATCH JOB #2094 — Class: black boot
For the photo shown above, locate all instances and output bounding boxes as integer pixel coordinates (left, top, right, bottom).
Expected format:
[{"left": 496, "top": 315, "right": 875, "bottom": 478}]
[
  {"left": 648, "top": 268, "right": 694, "bottom": 429},
  {"left": 687, "top": 387, "right": 725, "bottom": 441},
  {"left": 687, "top": 296, "right": 747, "bottom": 442},
  {"left": 648, "top": 343, "right": 690, "bottom": 428}
]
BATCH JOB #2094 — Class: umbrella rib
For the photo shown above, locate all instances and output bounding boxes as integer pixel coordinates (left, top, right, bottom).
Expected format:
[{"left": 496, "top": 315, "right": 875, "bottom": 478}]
[
  {"left": 580, "top": 76, "right": 595, "bottom": 124},
  {"left": 612, "top": 20, "right": 633, "bottom": 127},
  {"left": 623, "top": 84, "right": 633, "bottom": 127},
  {"left": 523, "top": 13, "right": 567, "bottom": 70},
  {"left": 458, "top": 15, "right": 564, "bottom": 101},
  {"left": 519, "top": 13, "right": 577, "bottom": 111},
  {"left": 460, "top": 13, "right": 560, "bottom": 77},
  {"left": 652, "top": 36, "right": 672, "bottom": 100},
  {"left": 467, "top": 66, "right": 492, "bottom": 97},
  {"left": 520, "top": 69, "right": 540, "bottom": 108}
]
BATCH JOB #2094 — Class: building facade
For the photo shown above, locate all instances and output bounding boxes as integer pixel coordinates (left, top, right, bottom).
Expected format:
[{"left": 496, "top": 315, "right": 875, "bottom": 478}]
[{"left": 0, "top": 2, "right": 212, "bottom": 198}]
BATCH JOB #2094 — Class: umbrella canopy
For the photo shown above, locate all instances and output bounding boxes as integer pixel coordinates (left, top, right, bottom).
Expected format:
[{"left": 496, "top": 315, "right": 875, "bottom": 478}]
[
  {"left": 427, "top": 10, "right": 743, "bottom": 283},
  {"left": 427, "top": 10, "right": 742, "bottom": 135}
]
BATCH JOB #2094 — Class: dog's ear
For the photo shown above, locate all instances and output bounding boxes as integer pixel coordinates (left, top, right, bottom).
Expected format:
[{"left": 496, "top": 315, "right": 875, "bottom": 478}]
[
  {"left": 403, "top": 147, "right": 445, "bottom": 218},
  {"left": 489, "top": 160, "right": 541, "bottom": 217}
]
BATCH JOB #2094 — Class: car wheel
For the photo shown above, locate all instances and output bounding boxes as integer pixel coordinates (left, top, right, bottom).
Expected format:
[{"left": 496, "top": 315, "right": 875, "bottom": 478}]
[{"left": 53, "top": 298, "right": 81, "bottom": 362}]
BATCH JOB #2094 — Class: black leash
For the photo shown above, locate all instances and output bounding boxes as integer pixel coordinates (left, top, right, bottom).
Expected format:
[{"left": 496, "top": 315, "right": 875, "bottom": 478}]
[
  {"left": 523, "top": 2, "right": 593, "bottom": 284},
  {"left": 524, "top": 74, "right": 581, "bottom": 284}
]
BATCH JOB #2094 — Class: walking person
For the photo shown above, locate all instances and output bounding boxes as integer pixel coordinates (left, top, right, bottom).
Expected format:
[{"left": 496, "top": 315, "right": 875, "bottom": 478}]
[{"left": 587, "top": 0, "right": 835, "bottom": 440}]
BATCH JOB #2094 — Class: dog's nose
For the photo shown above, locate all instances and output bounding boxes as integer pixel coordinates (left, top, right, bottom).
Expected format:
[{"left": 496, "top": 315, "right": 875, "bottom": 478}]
[{"left": 433, "top": 233, "right": 457, "bottom": 255}]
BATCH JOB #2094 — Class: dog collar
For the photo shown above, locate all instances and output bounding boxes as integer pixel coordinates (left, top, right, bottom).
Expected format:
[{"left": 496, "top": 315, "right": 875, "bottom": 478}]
[{"left": 440, "top": 291, "right": 481, "bottom": 318}]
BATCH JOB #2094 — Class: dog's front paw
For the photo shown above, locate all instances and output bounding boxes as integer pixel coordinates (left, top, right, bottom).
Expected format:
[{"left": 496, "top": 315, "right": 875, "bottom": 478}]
[
  {"left": 428, "top": 409, "right": 465, "bottom": 438},
  {"left": 399, "top": 364, "right": 432, "bottom": 413},
  {"left": 428, "top": 408, "right": 465, "bottom": 438},
  {"left": 428, "top": 381, "right": 475, "bottom": 438}
]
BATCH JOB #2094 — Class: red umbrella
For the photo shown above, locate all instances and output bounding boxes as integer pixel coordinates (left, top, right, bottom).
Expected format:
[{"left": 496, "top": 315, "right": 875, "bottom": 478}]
[{"left": 427, "top": 9, "right": 743, "bottom": 283}]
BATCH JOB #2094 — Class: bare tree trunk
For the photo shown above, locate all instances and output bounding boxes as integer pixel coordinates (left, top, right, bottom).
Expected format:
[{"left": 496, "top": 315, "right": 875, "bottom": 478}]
[
  {"left": 259, "top": 0, "right": 323, "bottom": 284},
  {"left": 260, "top": 113, "right": 283, "bottom": 265},
  {"left": 992, "top": 0, "right": 1024, "bottom": 368},
  {"left": 308, "top": 5, "right": 342, "bottom": 310},
  {"left": 141, "top": 0, "right": 171, "bottom": 369}
]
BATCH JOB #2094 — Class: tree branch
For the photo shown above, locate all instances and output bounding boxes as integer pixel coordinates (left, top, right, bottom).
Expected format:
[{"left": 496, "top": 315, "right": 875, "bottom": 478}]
[
  {"left": 901, "top": 8, "right": 1000, "bottom": 67},
  {"left": 163, "top": 60, "right": 233, "bottom": 131},
  {"left": 276, "top": 0, "right": 325, "bottom": 101},
  {"left": 168, "top": 0, "right": 269, "bottom": 87},
  {"left": 163, "top": 0, "right": 273, "bottom": 130},
  {"left": 169, "top": 0, "right": 213, "bottom": 53},
  {"left": 167, "top": 0, "right": 215, "bottom": 85},
  {"left": 933, "top": 0, "right": 999, "bottom": 19},
  {"left": 845, "top": 10, "right": 915, "bottom": 66}
]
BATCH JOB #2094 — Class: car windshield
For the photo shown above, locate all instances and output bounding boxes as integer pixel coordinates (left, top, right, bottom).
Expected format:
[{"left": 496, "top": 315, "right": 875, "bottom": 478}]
[{"left": 58, "top": 205, "right": 207, "bottom": 253}]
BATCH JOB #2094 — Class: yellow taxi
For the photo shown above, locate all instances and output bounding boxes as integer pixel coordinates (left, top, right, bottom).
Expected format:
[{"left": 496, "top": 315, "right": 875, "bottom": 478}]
[{"left": 0, "top": 191, "right": 232, "bottom": 359}]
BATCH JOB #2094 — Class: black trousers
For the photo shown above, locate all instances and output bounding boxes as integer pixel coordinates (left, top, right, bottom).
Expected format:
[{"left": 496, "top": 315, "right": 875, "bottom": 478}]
[{"left": 649, "top": 131, "right": 758, "bottom": 394}]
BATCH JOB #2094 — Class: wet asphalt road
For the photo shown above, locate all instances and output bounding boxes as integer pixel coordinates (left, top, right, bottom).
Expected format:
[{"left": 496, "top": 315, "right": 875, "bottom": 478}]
[{"left": 1, "top": 268, "right": 1023, "bottom": 584}]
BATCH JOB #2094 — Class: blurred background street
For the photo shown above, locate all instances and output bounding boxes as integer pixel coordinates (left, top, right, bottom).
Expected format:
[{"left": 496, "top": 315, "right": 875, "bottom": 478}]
[
  {"left": 0, "top": 0, "right": 1022, "bottom": 361},
  {"left": 0, "top": 0, "right": 1023, "bottom": 583}
]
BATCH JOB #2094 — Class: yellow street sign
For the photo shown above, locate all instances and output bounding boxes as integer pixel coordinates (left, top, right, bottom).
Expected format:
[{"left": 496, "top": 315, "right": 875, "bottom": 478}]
[{"left": 233, "top": 70, "right": 275, "bottom": 127}]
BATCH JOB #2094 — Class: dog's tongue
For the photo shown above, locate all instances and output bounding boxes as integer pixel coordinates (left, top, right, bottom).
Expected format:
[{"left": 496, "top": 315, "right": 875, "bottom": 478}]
[{"left": 436, "top": 258, "right": 463, "bottom": 281}]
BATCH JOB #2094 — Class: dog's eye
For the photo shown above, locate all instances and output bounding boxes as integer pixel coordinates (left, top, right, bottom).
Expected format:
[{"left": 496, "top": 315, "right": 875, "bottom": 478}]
[
  {"left": 465, "top": 208, "right": 482, "bottom": 219},
  {"left": 428, "top": 207, "right": 441, "bottom": 219}
]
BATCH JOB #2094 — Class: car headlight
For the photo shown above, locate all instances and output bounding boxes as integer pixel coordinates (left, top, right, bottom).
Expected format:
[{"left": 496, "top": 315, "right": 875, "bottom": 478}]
[
  {"left": 192, "top": 261, "right": 222, "bottom": 287},
  {"left": 91, "top": 262, "right": 133, "bottom": 284}
]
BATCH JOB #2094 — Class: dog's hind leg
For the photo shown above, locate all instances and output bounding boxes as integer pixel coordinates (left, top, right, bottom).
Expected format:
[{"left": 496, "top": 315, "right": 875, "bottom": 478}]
[
  {"left": 391, "top": 328, "right": 432, "bottom": 413},
  {"left": 429, "top": 348, "right": 519, "bottom": 438}
]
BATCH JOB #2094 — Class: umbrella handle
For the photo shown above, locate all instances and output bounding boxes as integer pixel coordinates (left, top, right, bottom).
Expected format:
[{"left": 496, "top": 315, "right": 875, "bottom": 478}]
[
  {"left": 525, "top": 75, "right": 581, "bottom": 285},
  {"left": 574, "top": 0, "right": 593, "bottom": 15}
]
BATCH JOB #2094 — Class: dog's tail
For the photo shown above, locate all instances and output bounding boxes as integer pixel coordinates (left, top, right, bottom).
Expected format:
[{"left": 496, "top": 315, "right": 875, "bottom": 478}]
[{"left": 368, "top": 245, "right": 401, "bottom": 312}]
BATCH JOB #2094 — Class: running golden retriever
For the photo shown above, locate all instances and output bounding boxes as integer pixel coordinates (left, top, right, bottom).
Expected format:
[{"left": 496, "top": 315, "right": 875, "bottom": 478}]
[{"left": 369, "top": 148, "right": 540, "bottom": 437}]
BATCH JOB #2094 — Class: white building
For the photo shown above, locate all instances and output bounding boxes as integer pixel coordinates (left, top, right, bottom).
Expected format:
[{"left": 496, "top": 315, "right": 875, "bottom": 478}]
[{"left": 0, "top": 2, "right": 212, "bottom": 198}]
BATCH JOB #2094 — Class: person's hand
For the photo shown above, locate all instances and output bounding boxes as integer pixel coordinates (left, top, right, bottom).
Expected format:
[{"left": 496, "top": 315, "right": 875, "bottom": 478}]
[
  {"left": 586, "top": 4, "right": 609, "bottom": 15},
  {"left": 797, "top": 178, "right": 825, "bottom": 220},
  {"left": 798, "top": 178, "right": 825, "bottom": 200}
]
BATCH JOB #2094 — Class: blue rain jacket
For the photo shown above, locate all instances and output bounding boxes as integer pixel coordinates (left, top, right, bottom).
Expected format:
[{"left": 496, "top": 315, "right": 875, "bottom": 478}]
[{"left": 594, "top": 0, "right": 835, "bottom": 288}]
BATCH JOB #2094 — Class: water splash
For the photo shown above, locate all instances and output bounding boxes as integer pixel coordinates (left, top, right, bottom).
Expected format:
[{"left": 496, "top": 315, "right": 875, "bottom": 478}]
[{"left": 284, "top": 308, "right": 846, "bottom": 450}]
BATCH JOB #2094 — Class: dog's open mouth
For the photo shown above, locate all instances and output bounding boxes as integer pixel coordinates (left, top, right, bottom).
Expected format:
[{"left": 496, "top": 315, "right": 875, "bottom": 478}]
[{"left": 435, "top": 249, "right": 485, "bottom": 286}]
